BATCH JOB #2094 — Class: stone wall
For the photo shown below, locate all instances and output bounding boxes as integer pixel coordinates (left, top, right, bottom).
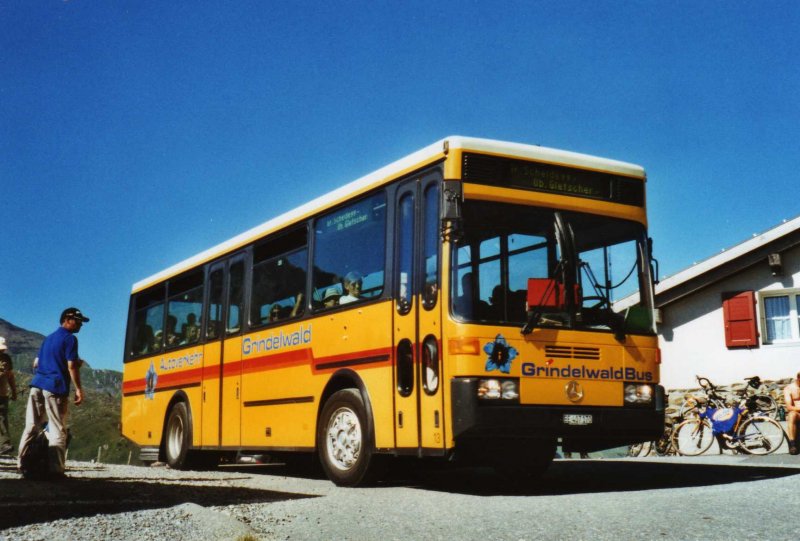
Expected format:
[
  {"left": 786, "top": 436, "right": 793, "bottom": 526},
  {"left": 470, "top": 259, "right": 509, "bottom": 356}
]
[{"left": 665, "top": 377, "right": 792, "bottom": 425}]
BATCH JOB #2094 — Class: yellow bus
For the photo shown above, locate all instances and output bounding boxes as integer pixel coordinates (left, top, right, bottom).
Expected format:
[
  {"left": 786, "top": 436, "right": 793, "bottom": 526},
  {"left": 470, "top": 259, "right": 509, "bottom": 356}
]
[{"left": 121, "top": 136, "right": 663, "bottom": 485}]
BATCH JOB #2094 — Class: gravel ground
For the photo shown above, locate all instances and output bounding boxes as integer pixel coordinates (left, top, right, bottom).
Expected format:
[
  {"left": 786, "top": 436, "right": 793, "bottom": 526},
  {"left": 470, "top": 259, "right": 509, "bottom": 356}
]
[
  {"left": 2, "top": 455, "right": 800, "bottom": 541},
  {"left": 0, "top": 458, "right": 313, "bottom": 541}
]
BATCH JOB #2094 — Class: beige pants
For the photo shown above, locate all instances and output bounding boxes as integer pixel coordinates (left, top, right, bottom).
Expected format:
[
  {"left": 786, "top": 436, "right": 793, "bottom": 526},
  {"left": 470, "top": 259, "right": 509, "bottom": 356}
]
[{"left": 17, "top": 387, "right": 69, "bottom": 474}]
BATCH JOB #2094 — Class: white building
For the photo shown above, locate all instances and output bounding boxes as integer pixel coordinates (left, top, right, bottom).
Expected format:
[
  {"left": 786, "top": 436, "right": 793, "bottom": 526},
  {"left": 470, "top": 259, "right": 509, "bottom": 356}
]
[{"left": 620, "top": 215, "right": 800, "bottom": 390}]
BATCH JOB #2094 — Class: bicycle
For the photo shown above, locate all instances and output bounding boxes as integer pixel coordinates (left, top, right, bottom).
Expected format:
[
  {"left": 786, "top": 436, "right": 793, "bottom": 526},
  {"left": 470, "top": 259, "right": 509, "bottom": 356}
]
[
  {"left": 627, "top": 416, "right": 678, "bottom": 457},
  {"left": 678, "top": 376, "right": 777, "bottom": 420},
  {"left": 734, "top": 376, "right": 778, "bottom": 418},
  {"left": 677, "top": 376, "right": 729, "bottom": 420},
  {"left": 672, "top": 405, "right": 785, "bottom": 456}
]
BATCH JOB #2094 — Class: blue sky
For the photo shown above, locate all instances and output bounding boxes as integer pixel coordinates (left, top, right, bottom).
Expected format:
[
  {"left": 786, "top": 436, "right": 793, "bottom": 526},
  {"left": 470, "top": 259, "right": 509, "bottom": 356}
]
[{"left": 2, "top": 1, "right": 798, "bottom": 371}]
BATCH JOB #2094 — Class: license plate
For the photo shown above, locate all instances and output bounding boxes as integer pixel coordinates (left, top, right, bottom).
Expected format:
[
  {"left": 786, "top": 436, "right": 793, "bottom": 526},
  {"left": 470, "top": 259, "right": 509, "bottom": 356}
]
[{"left": 563, "top": 414, "right": 593, "bottom": 426}]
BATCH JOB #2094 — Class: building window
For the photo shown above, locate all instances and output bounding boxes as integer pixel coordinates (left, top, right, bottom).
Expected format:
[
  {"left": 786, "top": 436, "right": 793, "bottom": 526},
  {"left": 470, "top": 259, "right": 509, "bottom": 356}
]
[{"left": 761, "top": 292, "right": 800, "bottom": 343}]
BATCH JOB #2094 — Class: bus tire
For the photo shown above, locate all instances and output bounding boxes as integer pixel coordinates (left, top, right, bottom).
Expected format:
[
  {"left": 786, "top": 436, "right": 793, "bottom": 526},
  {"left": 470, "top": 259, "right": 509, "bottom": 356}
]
[
  {"left": 165, "top": 401, "right": 191, "bottom": 469},
  {"left": 317, "top": 389, "right": 379, "bottom": 487}
]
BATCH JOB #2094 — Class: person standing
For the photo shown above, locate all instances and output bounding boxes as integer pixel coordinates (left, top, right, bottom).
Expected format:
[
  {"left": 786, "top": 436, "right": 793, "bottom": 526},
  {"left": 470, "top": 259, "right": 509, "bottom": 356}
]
[
  {"left": 0, "top": 337, "right": 18, "bottom": 455},
  {"left": 17, "top": 308, "right": 88, "bottom": 477}
]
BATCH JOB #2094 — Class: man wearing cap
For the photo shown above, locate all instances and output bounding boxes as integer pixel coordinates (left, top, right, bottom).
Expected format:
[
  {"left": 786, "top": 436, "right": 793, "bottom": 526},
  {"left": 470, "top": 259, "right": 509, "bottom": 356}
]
[
  {"left": 17, "top": 307, "right": 88, "bottom": 477},
  {"left": 0, "top": 337, "right": 18, "bottom": 455}
]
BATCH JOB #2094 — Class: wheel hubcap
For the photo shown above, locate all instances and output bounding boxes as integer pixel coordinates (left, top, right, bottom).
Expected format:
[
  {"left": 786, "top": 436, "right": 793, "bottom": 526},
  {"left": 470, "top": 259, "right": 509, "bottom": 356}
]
[
  {"left": 167, "top": 414, "right": 184, "bottom": 460},
  {"left": 326, "top": 407, "right": 361, "bottom": 471}
]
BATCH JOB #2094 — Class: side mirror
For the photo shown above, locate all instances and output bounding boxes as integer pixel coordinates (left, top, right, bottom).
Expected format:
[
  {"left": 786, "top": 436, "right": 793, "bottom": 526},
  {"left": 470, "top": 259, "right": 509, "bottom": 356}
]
[
  {"left": 441, "top": 180, "right": 463, "bottom": 241},
  {"left": 648, "top": 237, "right": 660, "bottom": 285}
]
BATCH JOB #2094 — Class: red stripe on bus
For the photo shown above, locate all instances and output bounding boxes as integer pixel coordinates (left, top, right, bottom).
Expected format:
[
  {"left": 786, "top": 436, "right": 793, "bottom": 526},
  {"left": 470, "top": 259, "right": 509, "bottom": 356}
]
[{"left": 122, "top": 346, "right": 393, "bottom": 396}]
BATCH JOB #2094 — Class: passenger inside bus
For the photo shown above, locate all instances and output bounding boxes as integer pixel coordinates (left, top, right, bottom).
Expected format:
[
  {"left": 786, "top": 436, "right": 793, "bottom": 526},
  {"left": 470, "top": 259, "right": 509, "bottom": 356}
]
[
  {"left": 454, "top": 272, "right": 478, "bottom": 317},
  {"left": 485, "top": 285, "right": 526, "bottom": 322},
  {"left": 290, "top": 292, "right": 304, "bottom": 317},
  {"left": 181, "top": 313, "right": 200, "bottom": 344},
  {"left": 166, "top": 315, "right": 180, "bottom": 347},
  {"left": 322, "top": 287, "right": 341, "bottom": 308},
  {"left": 152, "top": 329, "right": 164, "bottom": 351},
  {"left": 339, "top": 271, "right": 363, "bottom": 304},
  {"left": 134, "top": 324, "right": 154, "bottom": 355},
  {"left": 268, "top": 304, "right": 281, "bottom": 322}
]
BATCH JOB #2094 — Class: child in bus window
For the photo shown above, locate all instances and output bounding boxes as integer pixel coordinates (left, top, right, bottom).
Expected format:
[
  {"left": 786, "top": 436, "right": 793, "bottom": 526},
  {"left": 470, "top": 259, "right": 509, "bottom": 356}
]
[
  {"left": 269, "top": 304, "right": 281, "bottom": 322},
  {"left": 322, "top": 287, "right": 341, "bottom": 308}
]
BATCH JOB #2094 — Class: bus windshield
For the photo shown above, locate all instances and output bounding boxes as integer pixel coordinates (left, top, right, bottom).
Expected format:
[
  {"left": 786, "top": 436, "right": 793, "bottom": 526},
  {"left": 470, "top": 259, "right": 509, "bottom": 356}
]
[{"left": 450, "top": 200, "right": 655, "bottom": 335}]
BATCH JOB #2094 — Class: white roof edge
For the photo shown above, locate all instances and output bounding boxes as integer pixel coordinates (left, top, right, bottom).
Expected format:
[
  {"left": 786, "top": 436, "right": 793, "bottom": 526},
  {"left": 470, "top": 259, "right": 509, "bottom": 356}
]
[
  {"left": 656, "top": 214, "right": 800, "bottom": 294},
  {"left": 447, "top": 136, "right": 645, "bottom": 178},
  {"left": 133, "top": 136, "right": 645, "bottom": 292},
  {"left": 614, "top": 214, "right": 800, "bottom": 310}
]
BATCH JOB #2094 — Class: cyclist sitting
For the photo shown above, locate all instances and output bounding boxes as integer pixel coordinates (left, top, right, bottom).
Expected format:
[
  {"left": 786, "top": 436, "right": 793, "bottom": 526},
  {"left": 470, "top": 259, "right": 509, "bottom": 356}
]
[{"left": 784, "top": 372, "right": 800, "bottom": 455}]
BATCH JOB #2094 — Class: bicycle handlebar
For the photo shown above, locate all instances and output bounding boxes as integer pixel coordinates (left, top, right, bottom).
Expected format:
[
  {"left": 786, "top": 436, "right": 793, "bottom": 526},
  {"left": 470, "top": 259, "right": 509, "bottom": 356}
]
[
  {"left": 745, "top": 376, "right": 762, "bottom": 389},
  {"left": 696, "top": 375, "right": 715, "bottom": 389}
]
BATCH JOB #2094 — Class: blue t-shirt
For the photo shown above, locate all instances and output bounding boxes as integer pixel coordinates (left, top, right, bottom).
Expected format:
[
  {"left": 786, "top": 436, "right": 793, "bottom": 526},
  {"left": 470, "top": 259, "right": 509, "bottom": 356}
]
[{"left": 31, "top": 327, "right": 78, "bottom": 396}]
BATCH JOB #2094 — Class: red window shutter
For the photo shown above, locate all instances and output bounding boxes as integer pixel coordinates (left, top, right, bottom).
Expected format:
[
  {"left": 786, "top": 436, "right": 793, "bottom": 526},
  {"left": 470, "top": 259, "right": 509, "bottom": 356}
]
[{"left": 722, "top": 291, "right": 759, "bottom": 348}]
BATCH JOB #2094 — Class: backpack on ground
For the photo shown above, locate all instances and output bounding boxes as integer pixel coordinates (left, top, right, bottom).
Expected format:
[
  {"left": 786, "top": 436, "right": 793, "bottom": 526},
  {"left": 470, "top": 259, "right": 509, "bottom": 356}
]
[{"left": 19, "top": 427, "right": 51, "bottom": 480}]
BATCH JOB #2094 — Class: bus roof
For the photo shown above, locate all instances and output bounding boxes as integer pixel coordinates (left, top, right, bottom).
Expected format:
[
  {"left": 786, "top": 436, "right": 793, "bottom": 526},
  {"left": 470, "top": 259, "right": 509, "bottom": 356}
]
[{"left": 132, "top": 136, "right": 645, "bottom": 292}]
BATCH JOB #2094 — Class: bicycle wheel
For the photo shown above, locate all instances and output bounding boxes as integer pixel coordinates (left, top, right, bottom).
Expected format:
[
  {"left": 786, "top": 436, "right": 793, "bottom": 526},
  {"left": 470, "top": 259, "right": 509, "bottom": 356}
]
[
  {"left": 654, "top": 432, "right": 674, "bottom": 456},
  {"left": 672, "top": 419, "right": 714, "bottom": 456},
  {"left": 747, "top": 395, "right": 778, "bottom": 418},
  {"left": 737, "top": 416, "right": 785, "bottom": 455}
]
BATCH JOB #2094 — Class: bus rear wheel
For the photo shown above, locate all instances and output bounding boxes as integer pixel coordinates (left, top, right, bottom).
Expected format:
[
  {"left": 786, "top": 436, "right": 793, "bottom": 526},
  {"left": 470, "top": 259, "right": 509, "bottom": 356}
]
[
  {"left": 318, "top": 389, "right": 380, "bottom": 487},
  {"left": 165, "top": 402, "right": 191, "bottom": 469}
]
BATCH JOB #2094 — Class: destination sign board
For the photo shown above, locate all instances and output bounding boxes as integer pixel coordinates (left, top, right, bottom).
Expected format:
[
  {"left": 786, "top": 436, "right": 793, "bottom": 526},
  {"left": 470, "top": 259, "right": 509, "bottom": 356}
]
[{"left": 462, "top": 153, "right": 644, "bottom": 207}]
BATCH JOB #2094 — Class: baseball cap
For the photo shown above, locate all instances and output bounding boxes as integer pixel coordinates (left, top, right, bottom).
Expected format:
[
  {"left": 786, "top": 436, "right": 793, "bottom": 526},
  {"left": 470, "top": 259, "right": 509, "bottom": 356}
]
[{"left": 61, "top": 307, "right": 90, "bottom": 323}]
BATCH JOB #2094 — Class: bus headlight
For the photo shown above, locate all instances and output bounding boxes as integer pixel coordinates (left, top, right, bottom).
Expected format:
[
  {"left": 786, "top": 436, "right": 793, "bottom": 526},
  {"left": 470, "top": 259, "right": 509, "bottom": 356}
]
[
  {"left": 478, "top": 378, "right": 519, "bottom": 401},
  {"left": 624, "top": 383, "right": 654, "bottom": 406}
]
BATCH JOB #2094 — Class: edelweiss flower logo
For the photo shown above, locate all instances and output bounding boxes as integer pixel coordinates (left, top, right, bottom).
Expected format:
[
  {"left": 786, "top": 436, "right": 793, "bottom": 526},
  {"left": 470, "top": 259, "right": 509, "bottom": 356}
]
[
  {"left": 483, "top": 334, "right": 518, "bottom": 374},
  {"left": 144, "top": 360, "right": 158, "bottom": 400}
]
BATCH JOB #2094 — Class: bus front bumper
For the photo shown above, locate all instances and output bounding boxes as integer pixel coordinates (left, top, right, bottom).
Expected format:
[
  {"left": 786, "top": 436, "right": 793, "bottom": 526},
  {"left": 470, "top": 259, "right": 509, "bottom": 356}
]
[{"left": 451, "top": 378, "right": 665, "bottom": 453}]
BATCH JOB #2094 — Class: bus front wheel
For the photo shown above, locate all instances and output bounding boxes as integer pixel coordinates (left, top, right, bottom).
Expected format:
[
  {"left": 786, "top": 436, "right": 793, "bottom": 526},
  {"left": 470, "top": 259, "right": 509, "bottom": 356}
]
[
  {"left": 317, "top": 389, "right": 380, "bottom": 486},
  {"left": 165, "top": 402, "right": 191, "bottom": 469}
]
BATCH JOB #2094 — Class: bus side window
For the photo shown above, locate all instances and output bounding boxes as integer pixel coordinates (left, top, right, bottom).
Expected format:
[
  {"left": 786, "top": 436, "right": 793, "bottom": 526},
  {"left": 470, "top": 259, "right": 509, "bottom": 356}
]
[
  {"left": 250, "top": 228, "right": 308, "bottom": 327},
  {"left": 166, "top": 269, "right": 204, "bottom": 348},
  {"left": 227, "top": 260, "right": 245, "bottom": 334},
  {"left": 312, "top": 192, "right": 387, "bottom": 310},
  {"left": 206, "top": 267, "right": 224, "bottom": 340},
  {"left": 128, "top": 285, "right": 165, "bottom": 358},
  {"left": 422, "top": 183, "right": 439, "bottom": 309}
]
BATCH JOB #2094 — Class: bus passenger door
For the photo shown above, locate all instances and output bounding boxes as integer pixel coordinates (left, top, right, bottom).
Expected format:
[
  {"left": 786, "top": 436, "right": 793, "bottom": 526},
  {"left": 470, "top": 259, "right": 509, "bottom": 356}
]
[
  {"left": 221, "top": 256, "right": 245, "bottom": 448},
  {"left": 202, "top": 255, "right": 246, "bottom": 448},
  {"left": 201, "top": 264, "right": 224, "bottom": 447},
  {"left": 393, "top": 175, "right": 445, "bottom": 455}
]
